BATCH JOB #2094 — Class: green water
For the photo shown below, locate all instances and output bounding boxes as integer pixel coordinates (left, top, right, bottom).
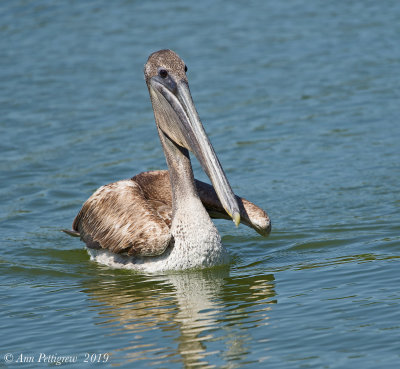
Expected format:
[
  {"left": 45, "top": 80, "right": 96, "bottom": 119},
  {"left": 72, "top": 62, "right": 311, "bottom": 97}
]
[{"left": 1, "top": 1, "right": 399, "bottom": 368}]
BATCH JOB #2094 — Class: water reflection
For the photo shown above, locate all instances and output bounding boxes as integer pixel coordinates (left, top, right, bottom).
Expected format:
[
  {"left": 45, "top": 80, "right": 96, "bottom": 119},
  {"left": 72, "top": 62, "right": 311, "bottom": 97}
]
[{"left": 81, "top": 267, "right": 276, "bottom": 367}]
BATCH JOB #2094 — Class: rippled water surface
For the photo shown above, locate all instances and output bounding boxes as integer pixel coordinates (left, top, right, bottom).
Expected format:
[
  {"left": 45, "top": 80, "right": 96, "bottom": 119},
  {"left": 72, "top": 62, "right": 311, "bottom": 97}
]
[{"left": 1, "top": 1, "right": 400, "bottom": 368}]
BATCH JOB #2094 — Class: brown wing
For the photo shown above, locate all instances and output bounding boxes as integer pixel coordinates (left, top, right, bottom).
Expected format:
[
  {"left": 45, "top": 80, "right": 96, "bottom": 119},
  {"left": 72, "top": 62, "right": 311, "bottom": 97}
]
[
  {"left": 71, "top": 170, "right": 270, "bottom": 255},
  {"left": 72, "top": 178, "right": 172, "bottom": 256},
  {"left": 195, "top": 180, "right": 271, "bottom": 236},
  {"left": 132, "top": 170, "right": 271, "bottom": 237}
]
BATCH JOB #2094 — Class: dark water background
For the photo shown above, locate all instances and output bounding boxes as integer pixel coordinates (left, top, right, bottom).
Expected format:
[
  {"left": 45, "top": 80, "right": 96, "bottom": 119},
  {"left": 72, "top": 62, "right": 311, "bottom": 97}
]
[{"left": 1, "top": 1, "right": 399, "bottom": 368}]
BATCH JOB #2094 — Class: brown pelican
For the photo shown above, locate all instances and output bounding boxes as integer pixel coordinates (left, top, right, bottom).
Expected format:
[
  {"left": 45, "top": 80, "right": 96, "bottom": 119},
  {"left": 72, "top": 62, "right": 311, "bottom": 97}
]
[{"left": 64, "top": 49, "right": 270, "bottom": 272}]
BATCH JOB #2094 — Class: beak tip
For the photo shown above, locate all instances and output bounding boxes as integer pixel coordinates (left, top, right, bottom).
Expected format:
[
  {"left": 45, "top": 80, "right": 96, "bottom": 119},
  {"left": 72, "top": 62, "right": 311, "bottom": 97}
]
[{"left": 233, "top": 212, "right": 241, "bottom": 227}]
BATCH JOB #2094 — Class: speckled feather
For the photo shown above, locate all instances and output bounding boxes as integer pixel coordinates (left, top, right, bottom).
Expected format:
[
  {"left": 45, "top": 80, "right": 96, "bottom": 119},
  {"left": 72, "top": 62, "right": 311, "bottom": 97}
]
[
  {"left": 144, "top": 49, "right": 187, "bottom": 84},
  {"left": 72, "top": 170, "right": 270, "bottom": 257}
]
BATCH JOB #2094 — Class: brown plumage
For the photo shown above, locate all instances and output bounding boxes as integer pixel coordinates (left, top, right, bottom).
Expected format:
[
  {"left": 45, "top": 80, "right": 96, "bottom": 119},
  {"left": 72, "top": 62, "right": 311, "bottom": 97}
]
[
  {"left": 70, "top": 170, "right": 270, "bottom": 257},
  {"left": 64, "top": 49, "right": 271, "bottom": 268}
]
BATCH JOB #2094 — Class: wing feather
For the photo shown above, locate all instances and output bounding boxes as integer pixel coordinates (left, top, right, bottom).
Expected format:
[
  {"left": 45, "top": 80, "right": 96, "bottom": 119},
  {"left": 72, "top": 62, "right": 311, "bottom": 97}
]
[
  {"left": 195, "top": 180, "right": 271, "bottom": 236},
  {"left": 71, "top": 170, "right": 270, "bottom": 256},
  {"left": 132, "top": 170, "right": 271, "bottom": 236},
  {"left": 73, "top": 179, "right": 171, "bottom": 256}
]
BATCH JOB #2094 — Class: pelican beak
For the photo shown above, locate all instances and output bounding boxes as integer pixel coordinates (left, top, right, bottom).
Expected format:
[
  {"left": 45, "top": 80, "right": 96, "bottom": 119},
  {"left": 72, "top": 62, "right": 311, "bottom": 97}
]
[{"left": 149, "top": 75, "right": 240, "bottom": 226}]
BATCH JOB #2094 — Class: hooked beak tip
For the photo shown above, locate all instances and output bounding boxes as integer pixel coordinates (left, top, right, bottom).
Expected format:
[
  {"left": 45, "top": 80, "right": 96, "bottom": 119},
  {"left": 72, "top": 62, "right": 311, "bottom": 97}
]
[{"left": 233, "top": 212, "right": 241, "bottom": 227}]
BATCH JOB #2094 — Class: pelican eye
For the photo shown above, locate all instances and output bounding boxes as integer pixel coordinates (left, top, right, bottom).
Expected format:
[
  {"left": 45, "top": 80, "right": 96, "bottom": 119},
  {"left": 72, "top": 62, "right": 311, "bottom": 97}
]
[
  {"left": 159, "top": 69, "right": 168, "bottom": 79},
  {"left": 184, "top": 65, "right": 188, "bottom": 73}
]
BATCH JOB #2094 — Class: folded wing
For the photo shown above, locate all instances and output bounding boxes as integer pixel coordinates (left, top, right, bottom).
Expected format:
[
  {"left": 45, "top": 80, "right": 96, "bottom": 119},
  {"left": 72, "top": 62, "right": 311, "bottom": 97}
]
[
  {"left": 72, "top": 179, "right": 172, "bottom": 256},
  {"left": 68, "top": 170, "right": 270, "bottom": 255}
]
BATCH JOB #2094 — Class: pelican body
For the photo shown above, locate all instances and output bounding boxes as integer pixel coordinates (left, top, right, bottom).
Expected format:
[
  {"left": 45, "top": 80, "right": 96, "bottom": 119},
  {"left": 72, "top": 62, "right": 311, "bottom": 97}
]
[{"left": 65, "top": 50, "right": 271, "bottom": 272}]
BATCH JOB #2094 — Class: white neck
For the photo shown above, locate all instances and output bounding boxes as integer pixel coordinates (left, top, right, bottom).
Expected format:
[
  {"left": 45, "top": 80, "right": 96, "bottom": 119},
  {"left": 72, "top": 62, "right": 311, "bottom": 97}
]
[{"left": 137, "top": 127, "right": 228, "bottom": 271}]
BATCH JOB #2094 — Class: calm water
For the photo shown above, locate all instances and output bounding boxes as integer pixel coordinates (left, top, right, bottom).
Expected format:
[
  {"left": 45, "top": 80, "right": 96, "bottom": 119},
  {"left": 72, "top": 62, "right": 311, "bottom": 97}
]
[{"left": 1, "top": 1, "right": 399, "bottom": 368}]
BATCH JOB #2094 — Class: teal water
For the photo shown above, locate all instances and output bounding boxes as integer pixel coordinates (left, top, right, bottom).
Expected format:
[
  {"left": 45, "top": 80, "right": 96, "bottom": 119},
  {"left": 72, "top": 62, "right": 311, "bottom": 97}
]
[{"left": 1, "top": 1, "right": 400, "bottom": 368}]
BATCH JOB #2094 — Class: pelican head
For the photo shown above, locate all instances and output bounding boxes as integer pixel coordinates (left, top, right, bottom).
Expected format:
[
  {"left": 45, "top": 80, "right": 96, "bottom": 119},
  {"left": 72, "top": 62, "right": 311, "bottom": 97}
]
[{"left": 144, "top": 49, "right": 240, "bottom": 226}]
